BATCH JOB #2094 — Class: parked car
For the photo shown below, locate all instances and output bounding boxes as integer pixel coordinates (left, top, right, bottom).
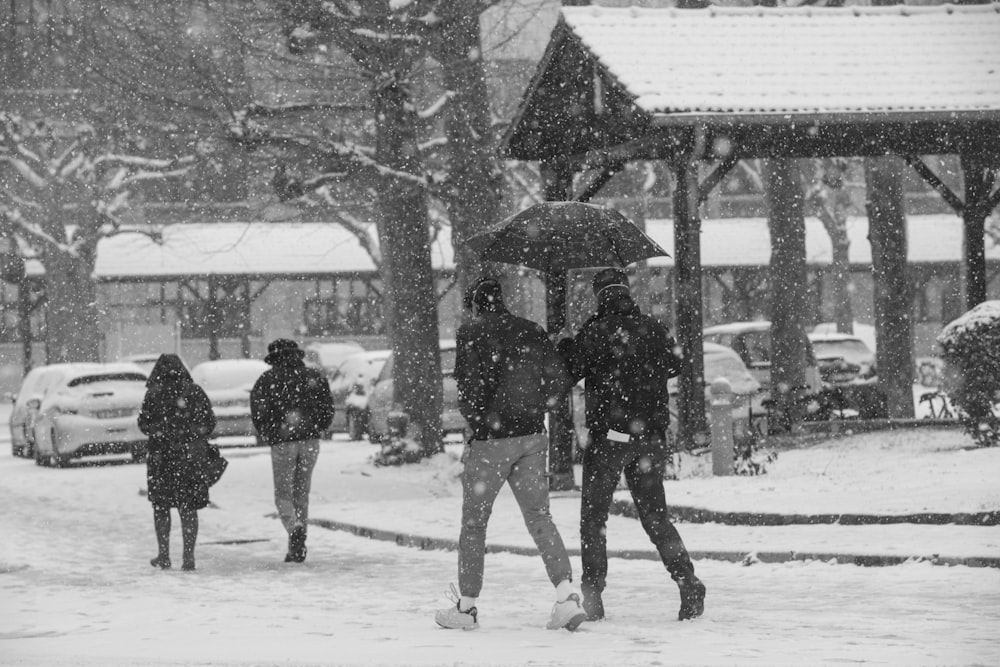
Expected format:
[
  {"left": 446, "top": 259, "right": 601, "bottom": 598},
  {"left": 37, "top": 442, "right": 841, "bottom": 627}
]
[
  {"left": 807, "top": 332, "right": 885, "bottom": 418},
  {"left": 703, "top": 320, "right": 823, "bottom": 396},
  {"left": 304, "top": 341, "right": 365, "bottom": 380},
  {"left": 190, "top": 359, "right": 270, "bottom": 443},
  {"left": 328, "top": 349, "right": 392, "bottom": 440},
  {"left": 116, "top": 353, "right": 189, "bottom": 376},
  {"left": 30, "top": 362, "right": 150, "bottom": 467},
  {"left": 366, "top": 340, "right": 465, "bottom": 441},
  {"left": 571, "top": 341, "right": 765, "bottom": 450},
  {"left": 8, "top": 363, "right": 88, "bottom": 458}
]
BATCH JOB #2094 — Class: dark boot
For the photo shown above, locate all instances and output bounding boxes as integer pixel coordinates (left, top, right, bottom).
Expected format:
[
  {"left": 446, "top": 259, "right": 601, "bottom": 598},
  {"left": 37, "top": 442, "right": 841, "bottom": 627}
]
[
  {"left": 150, "top": 556, "right": 171, "bottom": 569},
  {"left": 151, "top": 506, "right": 171, "bottom": 569},
  {"left": 179, "top": 508, "right": 198, "bottom": 572},
  {"left": 581, "top": 582, "right": 605, "bottom": 621},
  {"left": 285, "top": 525, "right": 307, "bottom": 563},
  {"left": 676, "top": 575, "right": 706, "bottom": 621}
]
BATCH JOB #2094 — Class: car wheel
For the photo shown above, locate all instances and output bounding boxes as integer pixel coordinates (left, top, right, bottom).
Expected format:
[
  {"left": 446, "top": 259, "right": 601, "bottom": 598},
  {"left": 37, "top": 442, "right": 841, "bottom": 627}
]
[{"left": 49, "top": 429, "right": 70, "bottom": 467}]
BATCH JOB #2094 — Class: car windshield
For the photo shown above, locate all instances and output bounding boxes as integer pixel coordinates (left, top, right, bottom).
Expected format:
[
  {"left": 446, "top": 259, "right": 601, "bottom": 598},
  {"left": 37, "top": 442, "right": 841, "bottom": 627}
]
[
  {"left": 811, "top": 339, "right": 873, "bottom": 366},
  {"left": 67, "top": 372, "right": 147, "bottom": 387}
]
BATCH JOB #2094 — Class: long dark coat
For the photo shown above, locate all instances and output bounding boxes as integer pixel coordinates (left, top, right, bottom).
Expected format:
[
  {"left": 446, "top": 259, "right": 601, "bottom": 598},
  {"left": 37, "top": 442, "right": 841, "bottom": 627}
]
[{"left": 138, "top": 354, "right": 217, "bottom": 510}]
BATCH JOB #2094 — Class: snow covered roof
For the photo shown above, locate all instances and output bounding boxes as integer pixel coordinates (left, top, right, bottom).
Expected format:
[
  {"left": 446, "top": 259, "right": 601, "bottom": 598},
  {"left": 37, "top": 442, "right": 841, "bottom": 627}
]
[
  {"left": 23, "top": 223, "right": 455, "bottom": 281},
  {"left": 561, "top": 4, "right": 1000, "bottom": 119},
  {"left": 20, "top": 214, "right": 994, "bottom": 281},
  {"left": 639, "top": 213, "right": 1000, "bottom": 269}
]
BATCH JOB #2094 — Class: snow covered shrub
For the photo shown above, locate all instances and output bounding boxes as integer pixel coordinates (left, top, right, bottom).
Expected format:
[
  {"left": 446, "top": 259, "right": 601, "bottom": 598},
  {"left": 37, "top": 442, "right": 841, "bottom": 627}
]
[{"left": 937, "top": 301, "right": 1000, "bottom": 447}]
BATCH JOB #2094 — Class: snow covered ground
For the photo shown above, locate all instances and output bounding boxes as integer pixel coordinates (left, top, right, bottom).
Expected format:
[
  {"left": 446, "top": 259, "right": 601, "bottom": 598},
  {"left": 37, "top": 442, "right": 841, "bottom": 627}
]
[{"left": 2, "top": 411, "right": 999, "bottom": 666}]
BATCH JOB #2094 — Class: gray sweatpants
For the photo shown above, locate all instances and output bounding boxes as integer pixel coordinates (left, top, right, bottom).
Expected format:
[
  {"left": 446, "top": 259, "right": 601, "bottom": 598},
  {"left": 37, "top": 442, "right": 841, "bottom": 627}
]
[
  {"left": 458, "top": 432, "right": 573, "bottom": 598},
  {"left": 270, "top": 439, "right": 320, "bottom": 534}
]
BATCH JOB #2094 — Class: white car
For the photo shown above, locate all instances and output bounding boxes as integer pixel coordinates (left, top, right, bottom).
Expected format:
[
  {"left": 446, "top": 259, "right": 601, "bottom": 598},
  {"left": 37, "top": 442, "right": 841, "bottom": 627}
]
[
  {"left": 571, "top": 342, "right": 765, "bottom": 450},
  {"left": 8, "top": 363, "right": 85, "bottom": 458},
  {"left": 366, "top": 340, "right": 466, "bottom": 441},
  {"left": 328, "top": 349, "right": 392, "bottom": 440},
  {"left": 30, "top": 362, "right": 150, "bottom": 467},
  {"left": 703, "top": 320, "right": 823, "bottom": 395},
  {"left": 117, "top": 353, "right": 190, "bottom": 376},
  {"left": 190, "top": 359, "right": 270, "bottom": 442}
]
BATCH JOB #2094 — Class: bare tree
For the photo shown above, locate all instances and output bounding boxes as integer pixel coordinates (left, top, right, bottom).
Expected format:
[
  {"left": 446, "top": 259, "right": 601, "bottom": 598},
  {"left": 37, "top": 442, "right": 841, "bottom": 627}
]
[
  {"left": 0, "top": 113, "right": 193, "bottom": 363},
  {"left": 804, "top": 157, "right": 856, "bottom": 333}
]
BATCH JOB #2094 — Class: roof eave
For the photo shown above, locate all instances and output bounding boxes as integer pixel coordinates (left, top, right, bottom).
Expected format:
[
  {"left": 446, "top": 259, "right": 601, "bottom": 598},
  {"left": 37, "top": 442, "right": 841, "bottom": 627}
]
[{"left": 651, "top": 109, "right": 1000, "bottom": 127}]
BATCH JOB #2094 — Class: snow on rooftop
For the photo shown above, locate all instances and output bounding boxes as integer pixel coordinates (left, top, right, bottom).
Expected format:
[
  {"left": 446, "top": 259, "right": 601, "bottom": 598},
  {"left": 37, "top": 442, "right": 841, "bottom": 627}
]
[
  {"left": 19, "top": 214, "right": 995, "bottom": 280},
  {"left": 641, "top": 213, "right": 1000, "bottom": 268},
  {"left": 23, "top": 223, "right": 454, "bottom": 280},
  {"left": 561, "top": 4, "right": 1000, "bottom": 117}
]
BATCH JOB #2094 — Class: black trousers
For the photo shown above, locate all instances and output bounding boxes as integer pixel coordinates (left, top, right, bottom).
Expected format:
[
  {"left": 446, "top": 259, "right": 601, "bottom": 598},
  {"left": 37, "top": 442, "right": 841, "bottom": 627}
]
[{"left": 580, "top": 431, "right": 696, "bottom": 593}]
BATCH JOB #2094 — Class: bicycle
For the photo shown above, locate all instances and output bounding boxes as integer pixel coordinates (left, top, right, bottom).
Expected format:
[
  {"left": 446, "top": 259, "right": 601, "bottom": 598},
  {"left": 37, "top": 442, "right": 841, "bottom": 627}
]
[{"left": 919, "top": 390, "right": 956, "bottom": 420}]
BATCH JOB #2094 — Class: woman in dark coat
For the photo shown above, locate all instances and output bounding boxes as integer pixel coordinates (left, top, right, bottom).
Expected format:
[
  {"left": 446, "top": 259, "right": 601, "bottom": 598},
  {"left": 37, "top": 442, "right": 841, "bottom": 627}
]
[{"left": 138, "top": 354, "right": 216, "bottom": 571}]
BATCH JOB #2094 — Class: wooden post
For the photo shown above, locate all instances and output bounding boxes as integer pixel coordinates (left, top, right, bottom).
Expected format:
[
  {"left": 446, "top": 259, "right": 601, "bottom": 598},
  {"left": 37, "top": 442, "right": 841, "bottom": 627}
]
[
  {"left": 866, "top": 156, "right": 915, "bottom": 419},
  {"left": 207, "top": 275, "right": 220, "bottom": 361},
  {"left": 960, "top": 153, "right": 993, "bottom": 309},
  {"left": 542, "top": 160, "right": 576, "bottom": 491},
  {"left": 672, "top": 136, "right": 708, "bottom": 449}
]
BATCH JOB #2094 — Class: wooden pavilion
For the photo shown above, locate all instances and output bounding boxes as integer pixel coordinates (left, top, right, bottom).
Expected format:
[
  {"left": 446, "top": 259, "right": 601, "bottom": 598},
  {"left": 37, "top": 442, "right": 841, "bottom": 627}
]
[{"left": 503, "top": 4, "right": 1000, "bottom": 488}]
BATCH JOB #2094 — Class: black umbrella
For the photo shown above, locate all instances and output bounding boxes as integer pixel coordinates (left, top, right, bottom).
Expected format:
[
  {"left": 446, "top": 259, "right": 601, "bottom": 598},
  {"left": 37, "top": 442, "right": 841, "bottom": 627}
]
[{"left": 464, "top": 201, "right": 669, "bottom": 273}]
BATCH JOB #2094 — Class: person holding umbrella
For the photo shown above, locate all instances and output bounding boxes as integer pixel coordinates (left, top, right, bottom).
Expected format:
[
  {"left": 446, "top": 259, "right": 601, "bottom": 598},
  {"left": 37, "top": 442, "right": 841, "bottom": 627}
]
[
  {"left": 558, "top": 267, "right": 706, "bottom": 622},
  {"left": 435, "top": 278, "right": 586, "bottom": 632}
]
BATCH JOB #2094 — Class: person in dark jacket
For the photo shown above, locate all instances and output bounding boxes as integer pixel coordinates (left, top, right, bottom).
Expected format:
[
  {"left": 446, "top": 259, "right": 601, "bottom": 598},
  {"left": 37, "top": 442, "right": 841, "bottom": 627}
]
[
  {"left": 435, "top": 278, "right": 585, "bottom": 632},
  {"left": 559, "top": 267, "right": 705, "bottom": 622},
  {"left": 138, "top": 353, "right": 217, "bottom": 571},
  {"left": 250, "top": 339, "right": 334, "bottom": 563}
]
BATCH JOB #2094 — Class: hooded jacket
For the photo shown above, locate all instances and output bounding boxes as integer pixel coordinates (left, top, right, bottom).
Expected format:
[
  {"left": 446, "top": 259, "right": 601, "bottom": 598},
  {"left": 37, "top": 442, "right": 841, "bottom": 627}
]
[
  {"left": 138, "top": 354, "right": 216, "bottom": 449},
  {"left": 561, "top": 288, "right": 681, "bottom": 436},
  {"left": 455, "top": 306, "right": 571, "bottom": 441},
  {"left": 250, "top": 353, "right": 334, "bottom": 446}
]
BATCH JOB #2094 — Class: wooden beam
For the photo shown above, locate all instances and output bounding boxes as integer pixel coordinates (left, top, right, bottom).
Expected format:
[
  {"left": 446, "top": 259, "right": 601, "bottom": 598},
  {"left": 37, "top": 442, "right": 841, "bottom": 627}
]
[
  {"left": 573, "top": 161, "right": 627, "bottom": 203},
  {"left": 989, "top": 186, "right": 1000, "bottom": 214},
  {"left": 697, "top": 151, "right": 740, "bottom": 205},
  {"left": 562, "top": 131, "right": 681, "bottom": 173},
  {"left": 903, "top": 155, "right": 965, "bottom": 214}
]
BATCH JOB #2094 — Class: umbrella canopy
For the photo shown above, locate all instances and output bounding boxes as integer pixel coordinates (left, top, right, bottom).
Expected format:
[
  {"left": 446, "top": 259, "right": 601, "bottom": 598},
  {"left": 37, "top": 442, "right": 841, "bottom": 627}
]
[{"left": 464, "top": 201, "right": 669, "bottom": 273}]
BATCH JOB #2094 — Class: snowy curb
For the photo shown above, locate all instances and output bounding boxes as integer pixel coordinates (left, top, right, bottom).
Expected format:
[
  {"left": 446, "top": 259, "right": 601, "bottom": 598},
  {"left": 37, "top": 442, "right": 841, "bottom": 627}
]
[
  {"left": 308, "top": 518, "right": 1000, "bottom": 569},
  {"left": 609, "top": 499, "right": 1000, "bottom": 526}
]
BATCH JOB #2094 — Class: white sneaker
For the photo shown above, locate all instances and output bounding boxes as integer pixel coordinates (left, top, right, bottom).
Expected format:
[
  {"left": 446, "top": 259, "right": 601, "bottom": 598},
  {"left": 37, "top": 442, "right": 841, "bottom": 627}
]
[
  {"left": 546, "top": 593, "right": 586, "bottom": 631},
  {"left": 435, "top": 603, "right": 479, "bottom": 630},
  {"left": 435, "top": 584, "right": 479, "bottom": 630}
]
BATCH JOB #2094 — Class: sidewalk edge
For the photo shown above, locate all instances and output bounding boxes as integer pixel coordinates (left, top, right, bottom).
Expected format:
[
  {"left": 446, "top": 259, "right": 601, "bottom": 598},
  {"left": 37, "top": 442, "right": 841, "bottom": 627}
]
[{"left": 308, "top": 518, "right": 1000, "bottom": 569}]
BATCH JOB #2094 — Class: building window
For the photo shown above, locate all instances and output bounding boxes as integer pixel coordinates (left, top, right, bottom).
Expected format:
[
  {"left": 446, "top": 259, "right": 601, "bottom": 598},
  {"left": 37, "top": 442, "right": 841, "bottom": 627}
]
[
  {"left": 303, "top": 295, "right": 385, "bottom": 337},
  {"left": 179, "top": 300, "right": 247, "bottom": 339}
]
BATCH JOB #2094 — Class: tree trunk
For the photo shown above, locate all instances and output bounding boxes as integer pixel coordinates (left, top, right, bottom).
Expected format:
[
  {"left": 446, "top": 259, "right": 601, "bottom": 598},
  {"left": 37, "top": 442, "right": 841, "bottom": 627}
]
[
  {"left": 830, "top": 240, "right": 853, "bottom": 333},
  {"left": 865, "top": 156, "right": 914, "bottom": 418},
  {"left": 764, "top": 159, "right": 810, "bottom": 431},
  {"left": 435, "top": 12, "right": 503, "bottom": 319},
  {"left": 960, "top": 153, "right": 995, "bottom": 310},
  {"left": 373, "top": 75, "right": 444, "bottom": 456},
  {"left": 41, "top": 246, "right": 102, "bottom": 363}
]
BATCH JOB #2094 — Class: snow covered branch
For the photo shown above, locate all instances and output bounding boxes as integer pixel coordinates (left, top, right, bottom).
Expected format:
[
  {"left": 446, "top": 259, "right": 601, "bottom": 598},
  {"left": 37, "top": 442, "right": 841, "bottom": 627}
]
[
  {"left": 0, "top": 155, "right": 47, "bottom": 189},
  {"left": 418, "top": 91, "right": 455, "bottom": 120}
]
